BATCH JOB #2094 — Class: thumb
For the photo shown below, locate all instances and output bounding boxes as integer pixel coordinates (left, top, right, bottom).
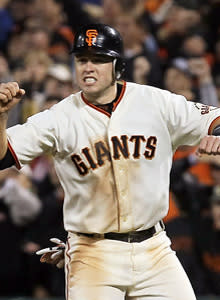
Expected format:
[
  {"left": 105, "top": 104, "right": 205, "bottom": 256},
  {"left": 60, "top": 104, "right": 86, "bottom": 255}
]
[{"left": 17, "top": 89, "right": 25, "bottom": 97}]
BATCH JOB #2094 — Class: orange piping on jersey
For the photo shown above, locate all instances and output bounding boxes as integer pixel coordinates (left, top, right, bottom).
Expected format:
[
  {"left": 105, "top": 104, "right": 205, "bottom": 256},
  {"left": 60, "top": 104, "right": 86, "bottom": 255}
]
[
  {"left": 7, "top": 140, "right": 21, "bottom": 170},
  {"left": 81, "top": 81, "right": 126, "bottom": 117},
  {"left": 112, "top": 81, "right": 126, "bottom": 112},
  {"left": 81, "top": 93, "right": 111, "bottom": 117},
  {"left": 65, "top": 237, "right": 71, "bottom": 300},
  {"left": 208, "top": 116, "right": 220, "bottom": 135}
]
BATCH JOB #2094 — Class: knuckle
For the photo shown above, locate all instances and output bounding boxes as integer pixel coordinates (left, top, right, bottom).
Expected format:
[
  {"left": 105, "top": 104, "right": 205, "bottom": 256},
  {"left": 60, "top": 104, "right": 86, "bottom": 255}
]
[
  {"left": 0, "top": 94, "right": 7, "bottom": 100},
  {"left": 7, "top": 82, "right": 19, "bottom": 93},
  {"left": 11, "top": 81, "right": 19, "bottom": 88},
  {"left": 4, "top": 89, "right": 11, "bottom": 97}
]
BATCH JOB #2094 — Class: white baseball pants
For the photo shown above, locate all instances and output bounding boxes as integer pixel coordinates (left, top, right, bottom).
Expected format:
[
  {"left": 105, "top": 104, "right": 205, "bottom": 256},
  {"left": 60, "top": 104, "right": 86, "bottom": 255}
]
[{"left": 65, "top": 231, "right": 197, "bottom": 300}]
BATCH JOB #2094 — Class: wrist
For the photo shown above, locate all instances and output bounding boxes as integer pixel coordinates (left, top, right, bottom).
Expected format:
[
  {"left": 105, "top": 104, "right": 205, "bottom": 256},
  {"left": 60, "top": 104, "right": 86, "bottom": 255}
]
[{"left": 0, "top": 112, "right": 8, "bottom": 121}]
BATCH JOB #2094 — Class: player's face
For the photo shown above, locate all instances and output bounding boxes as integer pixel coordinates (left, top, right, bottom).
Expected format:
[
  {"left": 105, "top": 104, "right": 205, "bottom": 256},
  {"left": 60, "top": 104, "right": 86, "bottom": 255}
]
[{"left": 74, "top": 53, "right": 116, "bottom": 104}]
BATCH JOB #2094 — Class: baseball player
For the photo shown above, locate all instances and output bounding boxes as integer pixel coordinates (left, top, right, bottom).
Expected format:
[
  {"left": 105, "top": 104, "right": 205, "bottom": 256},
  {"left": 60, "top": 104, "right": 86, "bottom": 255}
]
[{"left": 1, "top": 23, "right": 220, "bottom": 300}]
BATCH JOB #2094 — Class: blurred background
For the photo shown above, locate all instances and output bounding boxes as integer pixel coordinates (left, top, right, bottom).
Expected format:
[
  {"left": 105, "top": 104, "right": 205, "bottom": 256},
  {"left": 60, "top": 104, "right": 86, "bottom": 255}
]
[{"left": 0, "top": 0, "right": 220, "bottom": 299}]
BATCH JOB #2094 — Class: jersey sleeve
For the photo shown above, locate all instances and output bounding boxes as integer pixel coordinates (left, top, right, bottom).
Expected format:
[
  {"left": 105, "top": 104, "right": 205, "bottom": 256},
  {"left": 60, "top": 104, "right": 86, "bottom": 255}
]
[
  {"left": 164, "top": 93, "right": 220, "bottom": 150},
  {"left": 6, "top": 109, "right": 58, "bottom": 169}
]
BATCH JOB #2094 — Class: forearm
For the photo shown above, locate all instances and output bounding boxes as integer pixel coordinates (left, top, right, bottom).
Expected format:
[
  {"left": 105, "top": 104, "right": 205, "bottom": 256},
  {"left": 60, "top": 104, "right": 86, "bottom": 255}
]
[
  {"left": 0, "top": 82, "right": 25, "bottom": 159},
  {"left": 0, "top": 112, "right": 8, "bottom": 159}
]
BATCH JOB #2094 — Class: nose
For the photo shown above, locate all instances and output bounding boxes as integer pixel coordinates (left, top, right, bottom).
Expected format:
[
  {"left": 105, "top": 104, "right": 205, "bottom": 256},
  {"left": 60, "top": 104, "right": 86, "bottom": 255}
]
[{"left": 84, "top": 60, "right": 94, "bottom": 72}]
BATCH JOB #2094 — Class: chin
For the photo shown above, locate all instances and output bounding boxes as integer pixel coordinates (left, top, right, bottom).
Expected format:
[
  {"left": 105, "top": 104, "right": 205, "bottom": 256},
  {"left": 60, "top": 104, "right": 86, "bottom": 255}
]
[
  {"left": 83, "top": 85, "right": 99, "bottom": 94},
  {"left": 82, "top": 87, "right": 99, "bottom": 98}
]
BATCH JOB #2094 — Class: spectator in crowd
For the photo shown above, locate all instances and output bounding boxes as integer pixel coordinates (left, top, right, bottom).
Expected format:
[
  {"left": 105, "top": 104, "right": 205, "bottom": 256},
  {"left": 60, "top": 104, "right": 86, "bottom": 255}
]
[
  {"left": 6, "top": 33, "right": 30, "bottom": 71},
  {"left": 45, "top": 63, "right": 78, "bottom": 100},
  {"left": 0, "top": 0, "right": 14, "bottom": 53},
  {"left": 212, "top": 38, "right": 220, "bottom": 83},
  {"left": 25, "top": 26, "right": 51, "bottom": 54},
  {"left": 0, "top": 167, "right": 42, "bottom": 296},
  {"left": 116, "top": 12, "right": 162, "bottom": 87},
  {"left": 19, "top": 50, "right": 53, "bottom": 111},
  {"left": 196, "top": 184, "right": 220, "bottom": 295},
  {"left": 180, "top": 32, "right": 209, "bottom": 59},
  {"left": 215, "top": 75, "right": 220, "bottom": 103},
  {"left": 101, "top": 0, "right": 124, "bottom": 27},
  {"left": 164, "top": 56, "right": 219, "bottom": 106},
  {"left": 165, "top": 215, "right": 208, "bottom": 295},
  {"left": 0, "top": 53, "right": 13, "bottom": 83},
  {"left": 0, "top": 167, "right": 42, "bottom": 227},
  {"left": 156, "top": 2, "right": 201, "bottom": 58},
  {"left": 170, "top": 152, "right": 213, "bottom": 218}
]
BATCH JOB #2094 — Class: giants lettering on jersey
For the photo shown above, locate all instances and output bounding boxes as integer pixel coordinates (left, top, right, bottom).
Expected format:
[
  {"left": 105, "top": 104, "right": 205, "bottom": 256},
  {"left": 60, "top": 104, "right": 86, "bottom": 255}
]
[{"left": 71, "top": 135, "right": 157, "bottom": 175}]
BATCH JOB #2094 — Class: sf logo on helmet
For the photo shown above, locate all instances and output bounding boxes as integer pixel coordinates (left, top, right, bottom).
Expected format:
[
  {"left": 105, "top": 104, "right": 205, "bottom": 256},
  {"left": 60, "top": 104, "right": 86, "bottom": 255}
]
[{"left": 86, "top": 29, "right": 98, "bottom": 47}]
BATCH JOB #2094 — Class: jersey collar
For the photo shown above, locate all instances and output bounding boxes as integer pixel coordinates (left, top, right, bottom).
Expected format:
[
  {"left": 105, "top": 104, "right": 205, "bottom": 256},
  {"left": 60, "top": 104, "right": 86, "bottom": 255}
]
[{"left": 81, "top": 80, "right": 126, "bottom": 117}]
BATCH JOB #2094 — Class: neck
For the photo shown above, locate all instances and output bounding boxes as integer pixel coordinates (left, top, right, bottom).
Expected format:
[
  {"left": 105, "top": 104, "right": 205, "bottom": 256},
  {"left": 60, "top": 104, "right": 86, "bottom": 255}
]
[{"left": 83, "top": 82, "right": 117, "bottom": 105}]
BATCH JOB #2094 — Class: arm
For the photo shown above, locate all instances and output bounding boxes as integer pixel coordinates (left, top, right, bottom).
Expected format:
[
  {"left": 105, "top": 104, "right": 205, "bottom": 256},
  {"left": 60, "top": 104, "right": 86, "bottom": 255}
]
[
  {"left": 0, "top": 82, "right": 25, "bottom": 159},
  {"left": 197, "top": 120, "right": 220, "bottom": 156},
  {"left": 0, "top": 113, "right": 8, "bottom": 160}
]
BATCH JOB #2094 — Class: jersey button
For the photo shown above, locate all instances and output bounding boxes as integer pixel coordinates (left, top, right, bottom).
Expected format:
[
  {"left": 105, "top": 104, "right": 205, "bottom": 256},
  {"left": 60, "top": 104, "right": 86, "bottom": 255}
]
[
  {"left": 122, "top": 216, "right": 127, "bottom": 222},
  {"left": 121, "top": 191, "right": 125, "bottom": 197}
]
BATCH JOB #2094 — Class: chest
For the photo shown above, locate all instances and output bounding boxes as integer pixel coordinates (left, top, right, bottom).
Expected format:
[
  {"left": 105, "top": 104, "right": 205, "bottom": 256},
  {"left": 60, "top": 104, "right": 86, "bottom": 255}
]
[{"left": 55, "top": 103, "right": 171, "bottom": 176}]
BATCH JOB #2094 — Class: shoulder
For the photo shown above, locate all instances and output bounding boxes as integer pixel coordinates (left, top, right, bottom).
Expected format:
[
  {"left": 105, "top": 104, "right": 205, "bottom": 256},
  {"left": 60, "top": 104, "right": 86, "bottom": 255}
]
[
  {"left": 35, "top": 92, "right": 83, "bottom": 121},
  {"left": 125, "top": 81, "right": 170, "bottom": 97},
  {"left": 125, "top": 81, "right": 180, "bottom": 105},
  {"left": 24, "top": 92, "right": 81, "bottom": 128},
  {"left": 50, "top": 91, "right": 82, "bottom": 113}
]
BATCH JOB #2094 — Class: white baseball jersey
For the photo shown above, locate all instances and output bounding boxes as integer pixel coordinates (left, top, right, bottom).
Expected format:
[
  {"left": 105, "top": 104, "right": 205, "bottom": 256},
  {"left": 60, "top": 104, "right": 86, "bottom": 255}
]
[{"left": 6, "top": 81, "right": 220, "bottom": 233}]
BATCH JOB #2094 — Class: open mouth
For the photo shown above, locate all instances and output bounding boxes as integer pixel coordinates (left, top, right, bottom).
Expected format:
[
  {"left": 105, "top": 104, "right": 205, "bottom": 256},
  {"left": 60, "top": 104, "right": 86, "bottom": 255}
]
[{"left": 84, "top": 77, "right": 96, "bottom": 83}]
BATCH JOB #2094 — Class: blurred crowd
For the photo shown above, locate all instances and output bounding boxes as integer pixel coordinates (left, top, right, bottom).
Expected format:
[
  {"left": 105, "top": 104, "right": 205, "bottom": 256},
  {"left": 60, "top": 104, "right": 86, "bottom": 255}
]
[{"left": 0, "top": 0, "right": 220, "bottom": 298}]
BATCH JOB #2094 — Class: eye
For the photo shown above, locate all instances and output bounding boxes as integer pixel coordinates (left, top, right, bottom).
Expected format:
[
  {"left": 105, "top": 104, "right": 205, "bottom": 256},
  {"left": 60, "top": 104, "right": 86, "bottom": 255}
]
[
  {"left": 92, "top": 57, "right": 113, "bottom": 64},
  {"left": 76, "top": 56, "right": 112, "bottom": 64},
  {"left": 77, "top": 58, "right": 87, "bottom": 63},
  {"left": 91, "top": 58, "right": 106, "bottom": 64}
]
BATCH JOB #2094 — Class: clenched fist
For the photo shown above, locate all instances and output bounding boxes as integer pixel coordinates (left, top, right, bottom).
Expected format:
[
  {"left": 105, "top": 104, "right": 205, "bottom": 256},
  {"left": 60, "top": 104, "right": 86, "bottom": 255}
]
[
  {"left": 197, "top": 135, "right": 220, "bottom": 156},
  {"left": 0, "top": 82, "right": 25, "bottom": 114}
]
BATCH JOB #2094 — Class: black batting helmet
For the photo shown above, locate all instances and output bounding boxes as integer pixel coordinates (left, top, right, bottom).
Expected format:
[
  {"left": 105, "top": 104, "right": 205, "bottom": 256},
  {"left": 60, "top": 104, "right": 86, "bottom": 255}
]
[{"left": 70, "top": 23, "right": 125, "bottom": 80}]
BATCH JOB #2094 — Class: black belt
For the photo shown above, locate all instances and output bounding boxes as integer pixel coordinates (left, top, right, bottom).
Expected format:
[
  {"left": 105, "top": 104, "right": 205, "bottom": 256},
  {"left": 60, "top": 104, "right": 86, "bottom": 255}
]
[{"left": 78, "top": 221, "right": 164, "bottom": 243}]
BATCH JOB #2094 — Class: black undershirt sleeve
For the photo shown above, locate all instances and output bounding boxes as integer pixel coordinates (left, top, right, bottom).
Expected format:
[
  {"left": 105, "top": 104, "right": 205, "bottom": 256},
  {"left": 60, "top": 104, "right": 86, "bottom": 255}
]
[
  {"left": 212, "top": 125, "right": 220, "bottom": 136},
  {"left": 0, "top": 148, "right": 16, "bottom": 170}
]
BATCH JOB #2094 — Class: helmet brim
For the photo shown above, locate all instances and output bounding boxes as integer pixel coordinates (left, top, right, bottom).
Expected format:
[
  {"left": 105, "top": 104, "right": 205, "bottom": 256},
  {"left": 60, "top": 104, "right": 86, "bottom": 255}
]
[{"left": 70, "top": 46, "right": 121, "bottom": 58}]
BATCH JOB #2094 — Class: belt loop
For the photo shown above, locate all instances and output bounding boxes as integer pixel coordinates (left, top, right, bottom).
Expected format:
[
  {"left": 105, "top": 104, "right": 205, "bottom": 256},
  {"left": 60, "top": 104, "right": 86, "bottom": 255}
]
[
  {"left": 160, "top": 220, "right": 165, "bottom": 230},
  {"left": 154, "top": 220, "right": 165, "bottom": 234},
  {"left": 128, "top": 234, "right": 131, "bottom": 243}
]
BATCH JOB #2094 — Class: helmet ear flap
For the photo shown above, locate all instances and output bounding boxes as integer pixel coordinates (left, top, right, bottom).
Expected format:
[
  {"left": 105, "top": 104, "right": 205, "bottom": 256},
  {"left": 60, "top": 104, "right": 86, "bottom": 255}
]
[{"left": 114, "top": 58, "right": 125, "bottom": 80}]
